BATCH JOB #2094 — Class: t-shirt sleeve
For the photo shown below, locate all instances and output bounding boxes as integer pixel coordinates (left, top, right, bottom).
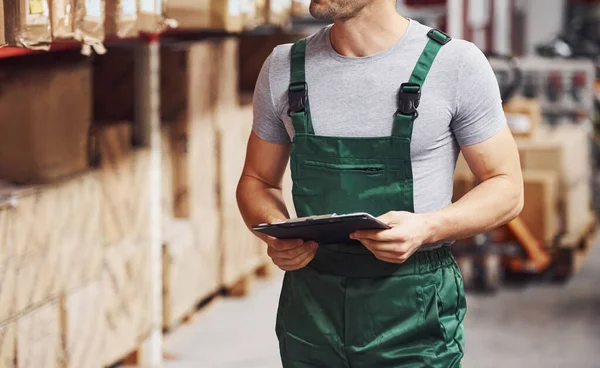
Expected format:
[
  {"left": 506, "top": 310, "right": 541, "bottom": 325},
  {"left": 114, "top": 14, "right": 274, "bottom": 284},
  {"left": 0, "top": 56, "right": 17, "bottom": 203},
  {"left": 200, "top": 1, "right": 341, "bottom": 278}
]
[
  {"left": 450, "top": 43, "right": 506, "bottom": 147},
  {"left": 252, "top": 52, "right": 292, "bottom": 145}
]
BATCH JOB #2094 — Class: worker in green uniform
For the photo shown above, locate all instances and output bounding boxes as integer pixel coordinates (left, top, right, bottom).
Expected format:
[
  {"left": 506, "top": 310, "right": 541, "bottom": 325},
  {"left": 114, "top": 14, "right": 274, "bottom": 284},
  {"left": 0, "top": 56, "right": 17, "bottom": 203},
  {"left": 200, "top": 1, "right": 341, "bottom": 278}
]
[{"left": 237, "top": 0, "right": 524, "bottom": 366}]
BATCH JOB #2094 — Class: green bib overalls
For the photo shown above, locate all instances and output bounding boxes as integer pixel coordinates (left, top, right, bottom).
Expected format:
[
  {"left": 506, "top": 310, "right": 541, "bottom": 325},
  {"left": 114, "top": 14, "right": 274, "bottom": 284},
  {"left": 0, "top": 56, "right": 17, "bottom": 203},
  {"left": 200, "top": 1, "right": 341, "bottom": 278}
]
[{"left": 276, "top": 30, "right": 467, "bottom": 368}]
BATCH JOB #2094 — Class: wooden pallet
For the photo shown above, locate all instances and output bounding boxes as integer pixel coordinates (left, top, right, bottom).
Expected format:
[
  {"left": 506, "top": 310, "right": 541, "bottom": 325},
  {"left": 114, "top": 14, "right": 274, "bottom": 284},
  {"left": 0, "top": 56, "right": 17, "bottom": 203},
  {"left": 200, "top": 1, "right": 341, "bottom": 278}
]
[
  {"left": 224, "top": 262, "right": 278, "bottom": 298},
  {"left": 162, "top": 291, "right": 221, "bottom": 335}
]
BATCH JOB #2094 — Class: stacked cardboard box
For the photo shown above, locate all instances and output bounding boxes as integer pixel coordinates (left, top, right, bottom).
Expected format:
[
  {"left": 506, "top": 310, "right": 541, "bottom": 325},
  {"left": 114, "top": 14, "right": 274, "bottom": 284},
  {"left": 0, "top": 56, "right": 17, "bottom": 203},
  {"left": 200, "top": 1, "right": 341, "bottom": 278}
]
[
  {"left": 105, "top": 0, "right": 139, "bottom": 38},
  {"left": 291, "top": 0, "right": 310, "bottom": 17},
  {"left": 267, "top": 0, "right": 291, "bottom": 26},
  {"left": 504, "top": 97, "right": 542, "bottom": 139},
  {"left": 138, "top": 0, "right": 165, "bottom": 33},
  {"left": 0, "top": 53, "right": 91, "bottom": 184},
  {"left": 516, "top": 124, "right": 592, "bottom": 239},
  {"left": 17, "top": 300, "right": 64, "bottom": 368},
  {"left": 3, "top": 0, "right": 52, "bottom": 48},
  {"left": 0, "top": 322, "right": 16, "bottom": 367},
  {"left": 165, "top": 0, "right": 242, "bottom": 32}
]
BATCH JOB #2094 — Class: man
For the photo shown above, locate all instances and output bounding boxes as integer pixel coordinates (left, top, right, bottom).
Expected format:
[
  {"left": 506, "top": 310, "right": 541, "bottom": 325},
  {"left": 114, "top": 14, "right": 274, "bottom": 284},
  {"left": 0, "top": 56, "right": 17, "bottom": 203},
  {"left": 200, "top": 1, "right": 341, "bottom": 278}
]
[{"left": 237, "top": 0, "right": 523, "bottom": 366}]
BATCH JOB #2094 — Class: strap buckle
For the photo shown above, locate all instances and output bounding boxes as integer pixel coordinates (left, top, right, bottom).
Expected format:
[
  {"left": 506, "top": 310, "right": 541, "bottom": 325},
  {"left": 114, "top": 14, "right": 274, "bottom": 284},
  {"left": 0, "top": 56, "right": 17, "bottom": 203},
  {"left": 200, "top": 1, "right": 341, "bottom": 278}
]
[
  {"left": 397, "top": 83, "right": 421, "bottom": 117},
  {"left": 288, "top": 82, "right": 308, "bottom": 116},
  {"left": 427, "top": 29, "right": 452, "bottom": 45}
]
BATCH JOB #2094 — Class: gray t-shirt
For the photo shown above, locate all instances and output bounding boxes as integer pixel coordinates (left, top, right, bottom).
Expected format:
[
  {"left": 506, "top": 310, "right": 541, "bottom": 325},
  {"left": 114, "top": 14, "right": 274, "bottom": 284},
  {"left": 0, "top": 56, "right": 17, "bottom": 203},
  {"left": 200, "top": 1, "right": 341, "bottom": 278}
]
[{"left": 252, "top": 19, "right": 506, "bottom": 250}]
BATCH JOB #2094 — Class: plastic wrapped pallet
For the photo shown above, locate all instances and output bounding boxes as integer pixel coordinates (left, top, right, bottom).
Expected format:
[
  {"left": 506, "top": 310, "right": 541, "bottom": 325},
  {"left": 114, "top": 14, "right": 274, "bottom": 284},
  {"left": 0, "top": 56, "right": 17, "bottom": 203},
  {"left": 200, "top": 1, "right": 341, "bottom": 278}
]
[
  {"left": 0, "top": 322, "right": 16, "bottom": 368},
  {"left": 51, "top": 0, "right": 75, "bottom": 39},
  {"left": 163, "top": 219, "right": 207, "bottom": 329},
  {"left": 160, "top": 40, "right": 223, "bottom": 300},
  {"left": 95, "top": 123, "right": 151, "bottom": 245},
  {"left": 3, "top": 0, "right": 52, "bottom": 49},
  {"left": 0, "top": 172, "right": 102, "bottom": 313},
  {"left": 0, "top": 53, "right": 91, "bottom": 184},
  {"left": 105, "top": 0, "right": 138, "bottom": 38},
  {"left": 17, "top": 300, "right": 64, "bottom": 368},
  {"left": 62, "top": 280, "right": 105, "bottom": 368},
  {"left": 562, "top": 179, "right": 593, "bottom": 238},
  {"left": 102, "top": 241, "right": 152, "bottom": 366},
  {"left": 165, "top": 0, "right": 242, "bottom": 32},
  {"left": 75, "top": 0, "right": 106, "bottom": 54}
]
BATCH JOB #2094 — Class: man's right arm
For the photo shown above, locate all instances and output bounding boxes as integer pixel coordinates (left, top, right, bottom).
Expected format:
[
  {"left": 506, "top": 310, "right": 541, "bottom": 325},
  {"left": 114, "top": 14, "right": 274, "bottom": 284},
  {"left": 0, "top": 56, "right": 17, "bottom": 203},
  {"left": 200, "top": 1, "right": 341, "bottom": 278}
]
[{"left": 236, "top": 50, "right": 318, "bottom": 271}]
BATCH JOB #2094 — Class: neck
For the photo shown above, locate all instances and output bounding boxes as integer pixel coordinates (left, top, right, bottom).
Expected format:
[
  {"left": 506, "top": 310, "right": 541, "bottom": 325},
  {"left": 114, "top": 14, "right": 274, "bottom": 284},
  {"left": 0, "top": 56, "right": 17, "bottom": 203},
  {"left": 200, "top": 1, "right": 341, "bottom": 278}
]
[{"left": 330, "top": 3, "right": 409, "bottom": 58}]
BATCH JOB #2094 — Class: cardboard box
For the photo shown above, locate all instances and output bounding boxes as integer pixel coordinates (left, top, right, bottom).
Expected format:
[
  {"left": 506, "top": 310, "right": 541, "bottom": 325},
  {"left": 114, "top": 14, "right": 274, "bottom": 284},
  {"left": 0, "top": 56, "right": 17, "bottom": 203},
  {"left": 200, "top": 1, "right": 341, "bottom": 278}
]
[
  {"left": 0, "top": 0, "right": 6, "bottom": 46},
  {"left": 1, "top": 172, "right": 102, "bottom": 313},
  {"left": 267, "top": 0, "right": 291, "bottom": 26},
  {"left": 562, "top": 178, "right": 592, "bottom": 237},
  {"left": 291, "top": 0, "right": 310, "bottom": 17},
  {"left": 241, "top": 0, "right": 265, "bottom": 29},
  {"left": 105, "top": 0, "right": 138, "bottom": 38},
  {"left": 0, "top": 53, "right": 91, "bottom": 184},
  {"left": 95, "top": 123, "right": 151, "bottom": 245},
  {"left": 161, "top": 40, "right": 224, "bottom": 297},
  {"left": 102, "top": 241, "right": 152, "bottom": 366},
  {"left": 163, "top": 220, "right": 216, "bottom": 329},
  {"left": 503, "top": 97, "right": 541, "bottom": 138},
  {"left": 521, "top": 170, "right": 559, "bottom": 245},
  {"left": 93, "top": 47, "right": 136, "bottom": 122},
  {"left": 165, "top": 0, "right": 242, "bottom": 32},
  {"left": 51, "top": 0, "right": 75, "bottom": 39},
  {"left": 138, "top": 0, "right": 165, "bottom": 33},
  {"left": 0, "top": 322, "right": 16, "bottom": 368},
  {"left": 17, "top": 300, "right": 64, "bottom": 368},
  {"left": 75, "top": 0, "right": 105, "bottom": 51},
  {"left": 3, "top": 0, "right": 52, "bottom": 49},
  {"left": 516, "top": 124, "right": 590, "bottom": 190},
  {"left": 62, "top": 280, "right": 105, "bottom": 368}
]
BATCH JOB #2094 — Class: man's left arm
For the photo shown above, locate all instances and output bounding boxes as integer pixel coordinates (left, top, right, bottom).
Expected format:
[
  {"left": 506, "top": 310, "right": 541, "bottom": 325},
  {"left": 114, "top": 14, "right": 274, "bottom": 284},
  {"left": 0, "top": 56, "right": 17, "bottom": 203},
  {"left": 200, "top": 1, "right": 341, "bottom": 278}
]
[{"left": 351, "top": 43, "right": 523, "bottom": 264}]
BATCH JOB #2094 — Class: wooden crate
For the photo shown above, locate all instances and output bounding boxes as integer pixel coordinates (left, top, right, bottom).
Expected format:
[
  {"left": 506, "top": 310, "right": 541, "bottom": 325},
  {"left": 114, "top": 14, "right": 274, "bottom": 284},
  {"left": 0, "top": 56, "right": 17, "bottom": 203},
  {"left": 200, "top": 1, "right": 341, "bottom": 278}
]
[
  {"left": 102, "top": 240, "right": 152, "bottom": 366},
  {"left": 62, "top": 280, "right": 105, "bottom": 368},
  {"left": 521, "top": 170, "right": 560, "bottom": 245},
  {"left": 17, "top": 300, "right": 64, "bottom": 368},
  {"left": 1, "top": 172, "right": 102, "bottom": 313},
  {"left": 96, "top": 123, "right": 151, "bottom": 245},
  {"left": 163, "top": 219, "right": 212, "bottom": 329},
  {"left": 0, "top": 322, "right": 15, "bottom": 368}
]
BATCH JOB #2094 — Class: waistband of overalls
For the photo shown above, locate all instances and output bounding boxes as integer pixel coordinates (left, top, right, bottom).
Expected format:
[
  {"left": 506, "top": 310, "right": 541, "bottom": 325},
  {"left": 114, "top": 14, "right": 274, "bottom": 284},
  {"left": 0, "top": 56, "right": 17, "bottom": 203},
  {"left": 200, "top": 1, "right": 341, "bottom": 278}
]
[{"left": 307, "top": 246, "right": 456, "bottom": 278}]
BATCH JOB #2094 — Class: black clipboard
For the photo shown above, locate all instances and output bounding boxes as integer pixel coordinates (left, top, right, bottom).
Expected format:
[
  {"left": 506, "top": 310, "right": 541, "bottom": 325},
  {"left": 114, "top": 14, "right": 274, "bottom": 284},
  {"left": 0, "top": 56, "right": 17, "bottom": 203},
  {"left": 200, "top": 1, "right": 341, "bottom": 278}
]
[{"left": 252, "top": 213, "right": 390, "bottom": 245}]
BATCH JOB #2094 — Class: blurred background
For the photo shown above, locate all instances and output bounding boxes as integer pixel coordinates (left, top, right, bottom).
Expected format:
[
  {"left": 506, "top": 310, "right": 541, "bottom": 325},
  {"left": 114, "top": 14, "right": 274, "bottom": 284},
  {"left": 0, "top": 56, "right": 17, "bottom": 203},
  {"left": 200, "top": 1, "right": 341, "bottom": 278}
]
[{"left": 0, "top": 0, "right": 599, "bottom": 367}]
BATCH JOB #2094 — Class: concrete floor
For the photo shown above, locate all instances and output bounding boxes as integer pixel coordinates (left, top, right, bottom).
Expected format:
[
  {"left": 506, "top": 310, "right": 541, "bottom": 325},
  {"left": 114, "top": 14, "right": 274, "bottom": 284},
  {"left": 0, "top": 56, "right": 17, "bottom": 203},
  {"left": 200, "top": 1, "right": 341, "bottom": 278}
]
[{"left": 163, "top": 242, "right": 600, "bottom": 368}]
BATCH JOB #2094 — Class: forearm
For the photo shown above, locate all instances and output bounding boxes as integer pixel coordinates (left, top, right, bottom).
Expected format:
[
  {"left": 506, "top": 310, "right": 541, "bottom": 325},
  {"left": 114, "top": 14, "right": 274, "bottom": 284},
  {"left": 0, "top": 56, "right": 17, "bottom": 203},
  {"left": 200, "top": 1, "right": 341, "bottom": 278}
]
[
  {"left": 236, "top": 174, "right": 290, "bottom": 242},
  {"left": 424, "top": 174, "right": 524, "bottom": 243}
]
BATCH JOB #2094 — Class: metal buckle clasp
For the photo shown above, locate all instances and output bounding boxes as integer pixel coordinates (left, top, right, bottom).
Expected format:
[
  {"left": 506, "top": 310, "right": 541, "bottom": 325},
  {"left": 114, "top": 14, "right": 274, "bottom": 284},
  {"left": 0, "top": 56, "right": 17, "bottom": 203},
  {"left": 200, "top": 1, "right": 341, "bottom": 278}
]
[
  {"left": 288, "top": 82, "right": 308, "bottom": 116},
  {"left": 397, "top": 82, "right": 421, "bottom": 117}
]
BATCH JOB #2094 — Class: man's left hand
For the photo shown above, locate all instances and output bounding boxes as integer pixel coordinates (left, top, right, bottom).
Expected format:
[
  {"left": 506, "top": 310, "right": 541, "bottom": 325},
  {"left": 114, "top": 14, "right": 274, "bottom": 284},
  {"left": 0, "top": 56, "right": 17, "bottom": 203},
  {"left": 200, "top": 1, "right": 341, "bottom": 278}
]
[{"left": 350, "top": 211, "right": 433, "bottom": 264}]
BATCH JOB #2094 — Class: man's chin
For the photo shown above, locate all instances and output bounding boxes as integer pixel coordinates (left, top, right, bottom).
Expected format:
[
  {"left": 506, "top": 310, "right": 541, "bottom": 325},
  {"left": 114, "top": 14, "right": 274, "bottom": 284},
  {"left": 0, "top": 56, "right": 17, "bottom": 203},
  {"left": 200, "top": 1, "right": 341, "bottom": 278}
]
[{"left": 309, "top": 4, "right": 334, "bottom": 21}]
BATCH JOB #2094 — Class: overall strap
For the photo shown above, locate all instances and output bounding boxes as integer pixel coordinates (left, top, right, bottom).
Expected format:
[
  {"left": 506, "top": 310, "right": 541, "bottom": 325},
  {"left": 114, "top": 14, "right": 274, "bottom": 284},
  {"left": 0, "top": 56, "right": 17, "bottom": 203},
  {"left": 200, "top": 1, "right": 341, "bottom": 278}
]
[
  {"left": 392, "top": 29, "right": 452, "bottom": 139},
  {"left": 289, "top": 38, "right": 315, "bottom": 135}
]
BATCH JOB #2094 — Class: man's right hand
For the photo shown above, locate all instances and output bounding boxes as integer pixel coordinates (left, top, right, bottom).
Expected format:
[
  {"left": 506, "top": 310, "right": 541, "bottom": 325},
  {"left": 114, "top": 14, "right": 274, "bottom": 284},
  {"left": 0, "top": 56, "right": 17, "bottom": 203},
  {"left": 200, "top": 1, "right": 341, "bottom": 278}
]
[{"left": 266, "top": 238, "right": 319, "bottom": 271}]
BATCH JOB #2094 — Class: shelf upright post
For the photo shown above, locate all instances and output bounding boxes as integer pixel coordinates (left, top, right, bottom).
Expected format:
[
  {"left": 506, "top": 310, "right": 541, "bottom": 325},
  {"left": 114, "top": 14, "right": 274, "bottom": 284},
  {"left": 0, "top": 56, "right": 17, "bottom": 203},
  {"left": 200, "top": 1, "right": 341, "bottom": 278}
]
[{"left": 135, "top": 31, "right": 163, "bottom": 368}]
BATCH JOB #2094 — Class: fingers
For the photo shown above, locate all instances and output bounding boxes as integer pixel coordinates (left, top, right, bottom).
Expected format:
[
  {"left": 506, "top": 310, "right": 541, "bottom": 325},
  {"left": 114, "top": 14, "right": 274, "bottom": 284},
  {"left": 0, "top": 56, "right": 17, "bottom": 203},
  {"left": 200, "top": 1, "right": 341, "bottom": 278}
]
[
  {"left": 358, "top": 239, "right": 413, "bottom": 264},
  {"left": 277, "top": 246, "right": 319, "bottom": 271},
  {"left": 268, "top": 238, "right": 304, "bottom": 251},
  {"left": 351, "top": 229, "right": 399, "bottom": 242},
  {"left": 268, "top": 241, "right": 317, "bottom": 260}
]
